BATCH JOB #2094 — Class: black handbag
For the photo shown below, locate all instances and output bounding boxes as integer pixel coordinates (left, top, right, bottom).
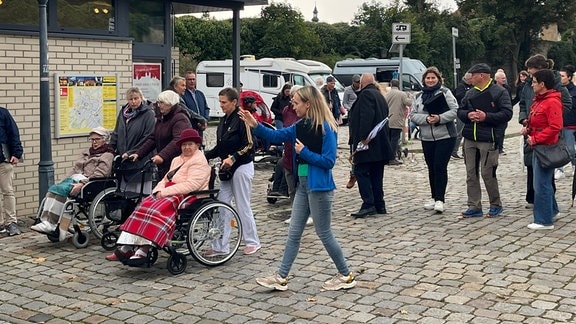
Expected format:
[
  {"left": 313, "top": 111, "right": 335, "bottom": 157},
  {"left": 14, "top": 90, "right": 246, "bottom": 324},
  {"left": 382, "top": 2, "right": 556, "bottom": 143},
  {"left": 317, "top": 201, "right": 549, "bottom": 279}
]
[
  {"left": 218, "top": 168, "right": 234, "bottom": 181},
  {"left": 532, "top": 139, "right": 571, "bottom": 169}
]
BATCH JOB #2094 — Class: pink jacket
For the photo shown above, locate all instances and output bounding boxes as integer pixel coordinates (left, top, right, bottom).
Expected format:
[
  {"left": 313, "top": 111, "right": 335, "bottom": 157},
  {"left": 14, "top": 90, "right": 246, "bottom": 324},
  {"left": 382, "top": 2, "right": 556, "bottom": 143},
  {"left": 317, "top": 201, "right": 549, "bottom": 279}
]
[{"left": 153, "top": 149, "right": 211, "bottom": 197}]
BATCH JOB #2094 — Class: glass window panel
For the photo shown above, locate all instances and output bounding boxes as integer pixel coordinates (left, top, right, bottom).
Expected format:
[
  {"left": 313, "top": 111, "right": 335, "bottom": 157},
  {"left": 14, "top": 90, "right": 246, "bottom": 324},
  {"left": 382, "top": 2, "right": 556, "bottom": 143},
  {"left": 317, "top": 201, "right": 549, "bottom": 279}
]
[
  {"left": 57, "top": 0, "right": 115, "bottom": 31},
  {"left": 129, "top": 0, "right": 164, "bottom": 44},
  {"left": 206, "top": 73, "right": 224, "bottom": 88},
  {"left": 0, "top": 0, "right": 39, "bottom": 26}
]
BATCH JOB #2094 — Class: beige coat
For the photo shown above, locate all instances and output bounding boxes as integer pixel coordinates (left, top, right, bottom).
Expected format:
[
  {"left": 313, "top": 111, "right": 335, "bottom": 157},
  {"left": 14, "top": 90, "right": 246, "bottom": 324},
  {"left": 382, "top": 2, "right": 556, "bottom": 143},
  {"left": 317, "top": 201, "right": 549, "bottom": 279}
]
[
  {"left": 385, "top": 87, "right": 412, "bottom": 130},
  {"left": 153, "top": 149, "right": 211, "bottom": 197},
  {"left": 66, "top": 148, "right": 114, "bottom": 180}
]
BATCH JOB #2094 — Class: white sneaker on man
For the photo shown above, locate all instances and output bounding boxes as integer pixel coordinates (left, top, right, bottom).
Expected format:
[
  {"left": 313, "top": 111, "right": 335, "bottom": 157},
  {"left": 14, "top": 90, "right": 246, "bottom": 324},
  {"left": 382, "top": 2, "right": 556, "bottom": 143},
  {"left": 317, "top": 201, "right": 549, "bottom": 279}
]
[{"left": 554, "top": 169, "right": 565, "bottom": 180}]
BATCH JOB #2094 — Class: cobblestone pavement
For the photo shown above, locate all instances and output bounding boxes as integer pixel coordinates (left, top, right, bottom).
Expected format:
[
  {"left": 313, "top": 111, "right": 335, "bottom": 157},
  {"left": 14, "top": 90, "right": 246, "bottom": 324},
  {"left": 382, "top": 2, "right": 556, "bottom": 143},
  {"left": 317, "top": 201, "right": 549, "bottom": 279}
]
[{"left": 1, "top": 120, "right": 575, "bottom": 323}]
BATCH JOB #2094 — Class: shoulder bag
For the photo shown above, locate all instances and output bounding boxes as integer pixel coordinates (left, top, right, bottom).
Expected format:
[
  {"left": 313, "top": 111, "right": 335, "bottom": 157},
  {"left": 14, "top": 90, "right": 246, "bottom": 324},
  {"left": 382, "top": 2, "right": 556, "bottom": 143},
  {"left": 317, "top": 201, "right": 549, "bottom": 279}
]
[{"left": 532, "top": 139, "right": 571, "bottom": 169}]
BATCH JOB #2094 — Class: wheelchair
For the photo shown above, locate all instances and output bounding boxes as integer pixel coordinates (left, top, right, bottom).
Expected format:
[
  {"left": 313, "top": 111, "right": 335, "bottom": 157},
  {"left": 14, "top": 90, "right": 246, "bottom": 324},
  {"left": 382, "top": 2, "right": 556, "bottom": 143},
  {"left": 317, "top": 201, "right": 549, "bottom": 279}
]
[
  {"left": 162, "top": 169, "right": 242, "bottom": 274},
  {"left": 34, "top": 178, "right": 116, "bottom": 248},
  {"left": 88, "top": 158, "right": 155, "bottom": 246},
  {"left": 93, "top": 163, "right": 243, "bottom": 275}
]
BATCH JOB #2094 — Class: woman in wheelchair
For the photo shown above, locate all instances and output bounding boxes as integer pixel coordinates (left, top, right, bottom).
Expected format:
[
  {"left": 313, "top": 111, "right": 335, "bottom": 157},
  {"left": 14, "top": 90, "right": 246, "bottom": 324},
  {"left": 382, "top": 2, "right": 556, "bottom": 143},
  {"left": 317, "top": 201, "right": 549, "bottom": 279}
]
[
  {"left": 31, "top": 127, "right": 115, "bottom": 241},
  {"left": 106, "top": 128, "right": 211, "bottom": 266}
]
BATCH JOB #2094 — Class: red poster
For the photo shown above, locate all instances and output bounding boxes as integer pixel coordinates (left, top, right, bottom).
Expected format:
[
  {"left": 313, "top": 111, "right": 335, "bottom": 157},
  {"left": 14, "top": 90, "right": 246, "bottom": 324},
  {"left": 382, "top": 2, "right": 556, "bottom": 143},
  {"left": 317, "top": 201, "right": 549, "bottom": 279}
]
[{"left": 133, "top": 63, "right": 162, "bottom": 102}]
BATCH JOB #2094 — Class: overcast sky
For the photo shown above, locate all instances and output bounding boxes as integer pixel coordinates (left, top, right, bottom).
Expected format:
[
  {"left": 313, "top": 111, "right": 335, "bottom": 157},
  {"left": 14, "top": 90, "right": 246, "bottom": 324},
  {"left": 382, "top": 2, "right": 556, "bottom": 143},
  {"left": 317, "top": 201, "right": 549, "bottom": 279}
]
[{"left": 201, "top": 0, "right": 457, "bottom": 24}]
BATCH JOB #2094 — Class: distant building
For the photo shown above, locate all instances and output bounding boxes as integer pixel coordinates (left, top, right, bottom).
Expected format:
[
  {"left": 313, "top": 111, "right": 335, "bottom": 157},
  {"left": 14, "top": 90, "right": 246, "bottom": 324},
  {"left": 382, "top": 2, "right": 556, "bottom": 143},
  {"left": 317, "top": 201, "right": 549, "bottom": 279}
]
[{"left": 312, "top": 4, "right": 319, "bottom": 22}]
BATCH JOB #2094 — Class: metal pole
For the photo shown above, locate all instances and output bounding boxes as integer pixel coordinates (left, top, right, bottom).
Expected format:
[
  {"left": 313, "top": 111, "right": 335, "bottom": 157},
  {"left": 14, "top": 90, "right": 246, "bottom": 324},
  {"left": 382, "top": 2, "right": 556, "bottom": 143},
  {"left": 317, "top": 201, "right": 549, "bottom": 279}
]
[
  {"left": 38, "top": 0, "right": 54, "bottom": 201},
  {"left": 232, "top": 9, "right": 241, "bottom": 91},
  {"left": 398, "top": 44, "right": 404, "bottom": 91},
  {"left": 452, "top": 36, "right": 457, "bottom": 88}
]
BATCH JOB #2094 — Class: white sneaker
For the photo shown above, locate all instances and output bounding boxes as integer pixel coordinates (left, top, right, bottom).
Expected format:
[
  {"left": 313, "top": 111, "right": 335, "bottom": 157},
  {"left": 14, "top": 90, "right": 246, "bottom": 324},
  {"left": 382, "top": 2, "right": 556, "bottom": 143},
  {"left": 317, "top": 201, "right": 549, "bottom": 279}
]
[
  {"left": 434, "top": 201, "right": 444, "bottom": 213},
  {"left": 306, "top": 217, "right": 313, "bottom": 226},
  {"left": 527, "top": 223, "right": 554, "bottom": 230},
  {"left": 424, "top": 199, "right": 435, "bottom": 210},
  {"left": 284, "top": 217, "right": 291, "bottom": 224},
  {"left": 30, "top": 221, "right": 57, "bottom": 234},
  {"left": 554, "top": 169, "right": 565, "bottom": 180}
]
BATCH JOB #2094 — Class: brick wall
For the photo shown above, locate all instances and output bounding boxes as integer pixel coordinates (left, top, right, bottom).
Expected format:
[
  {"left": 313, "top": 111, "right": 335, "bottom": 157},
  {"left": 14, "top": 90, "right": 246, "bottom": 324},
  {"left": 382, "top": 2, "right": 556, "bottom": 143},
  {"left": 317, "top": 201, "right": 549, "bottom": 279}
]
[{"left": 0, "top": 34, "right": 132, "bottom": 218}]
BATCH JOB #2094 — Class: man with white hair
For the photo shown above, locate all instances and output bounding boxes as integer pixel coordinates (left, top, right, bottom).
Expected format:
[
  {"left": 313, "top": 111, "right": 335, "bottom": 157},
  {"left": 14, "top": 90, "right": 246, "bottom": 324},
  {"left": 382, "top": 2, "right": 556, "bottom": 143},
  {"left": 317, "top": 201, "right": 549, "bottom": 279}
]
[
  {"left": 347, "top": 73, "right": 394, "bottom": 218},
  {"left": 494, "top": 70, "right": 512, "bottom": 154}
]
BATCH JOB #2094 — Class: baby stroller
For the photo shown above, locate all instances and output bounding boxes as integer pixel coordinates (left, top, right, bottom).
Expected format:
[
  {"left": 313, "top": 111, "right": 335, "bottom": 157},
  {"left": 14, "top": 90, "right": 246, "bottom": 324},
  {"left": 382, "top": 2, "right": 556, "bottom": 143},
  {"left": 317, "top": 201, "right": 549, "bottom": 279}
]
[{"left": 240, "top": 91, "right": 282, "bottom": 165}]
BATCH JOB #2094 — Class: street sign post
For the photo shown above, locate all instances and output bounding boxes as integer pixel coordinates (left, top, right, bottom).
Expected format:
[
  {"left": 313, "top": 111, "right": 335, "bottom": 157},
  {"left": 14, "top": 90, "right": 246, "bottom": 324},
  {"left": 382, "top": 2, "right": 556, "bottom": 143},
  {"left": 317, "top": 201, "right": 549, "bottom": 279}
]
[
  {"left": 452, "top": 27, "right": 459, "bottom": 88},
  {"left": 392, "top": 23, "right": 411, "bottom": 44},
  {"left": 392, "top": 23, "right": 411, "bottom": 90}
]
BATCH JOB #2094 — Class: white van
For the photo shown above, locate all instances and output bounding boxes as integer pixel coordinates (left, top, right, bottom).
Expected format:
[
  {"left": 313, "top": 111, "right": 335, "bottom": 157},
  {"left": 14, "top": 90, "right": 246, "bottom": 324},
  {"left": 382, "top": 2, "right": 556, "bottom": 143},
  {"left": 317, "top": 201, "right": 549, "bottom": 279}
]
[
  {"left": 196, "top": 58, "right": 344, "bottom": 117},
  {"left": 333, "top": 57, "right": 426, "bottom": 91}
]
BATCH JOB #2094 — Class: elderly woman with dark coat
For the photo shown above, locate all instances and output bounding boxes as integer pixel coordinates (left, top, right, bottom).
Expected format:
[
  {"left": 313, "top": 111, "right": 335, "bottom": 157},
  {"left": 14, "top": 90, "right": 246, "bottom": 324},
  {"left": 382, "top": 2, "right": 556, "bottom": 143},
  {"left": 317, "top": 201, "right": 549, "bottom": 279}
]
[
  {"left": 110, "top": 87, "right": 156, "bottom": 194},
  {"left": 129, "top": 90, "right": 192, "bottom": 180}
]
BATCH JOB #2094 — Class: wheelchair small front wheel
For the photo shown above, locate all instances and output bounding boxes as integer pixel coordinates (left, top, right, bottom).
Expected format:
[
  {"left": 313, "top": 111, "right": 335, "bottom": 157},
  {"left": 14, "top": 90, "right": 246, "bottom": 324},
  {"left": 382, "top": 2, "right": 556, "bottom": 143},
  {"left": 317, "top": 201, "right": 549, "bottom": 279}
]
[
  {"left": 266, "top": 197, "right": 277, "bottom": 204},
  {"left": 148, "top": 247, "right": 158, "bottom": 265},
  {"left": 101, "top": 232, "right": 118, "bottom": 251},
  {"left": 72, "top": 231, "right": 90, "bottom": 248},
  {"left": 47, "top": 232, "right": 59, "bottom": 243},
  {"left": 167, "top": 253, "right": 187, "bottom": 275}
]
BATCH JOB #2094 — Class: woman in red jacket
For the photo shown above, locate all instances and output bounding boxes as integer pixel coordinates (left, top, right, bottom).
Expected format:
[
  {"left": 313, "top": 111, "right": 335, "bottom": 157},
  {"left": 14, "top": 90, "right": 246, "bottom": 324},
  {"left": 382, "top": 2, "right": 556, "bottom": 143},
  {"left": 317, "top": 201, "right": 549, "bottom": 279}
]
[{"left": 520, "top": 69, "right": 563, "bottom": 230}]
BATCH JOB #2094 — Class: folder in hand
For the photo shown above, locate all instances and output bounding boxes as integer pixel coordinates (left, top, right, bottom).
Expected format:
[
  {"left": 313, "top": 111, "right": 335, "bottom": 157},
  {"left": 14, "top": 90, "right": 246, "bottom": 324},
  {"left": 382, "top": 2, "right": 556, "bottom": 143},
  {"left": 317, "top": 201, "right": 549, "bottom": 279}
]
[{"left": 423, "top": 93, "right": 449, "bottom": 115}]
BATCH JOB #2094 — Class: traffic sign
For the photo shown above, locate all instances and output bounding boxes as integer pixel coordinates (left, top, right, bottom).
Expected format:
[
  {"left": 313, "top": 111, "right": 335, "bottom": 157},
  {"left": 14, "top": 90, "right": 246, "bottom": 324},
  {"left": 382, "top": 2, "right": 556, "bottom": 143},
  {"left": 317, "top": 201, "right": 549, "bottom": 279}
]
[{"left": 392, "top": 23, "right": 411, "bottom": 44}]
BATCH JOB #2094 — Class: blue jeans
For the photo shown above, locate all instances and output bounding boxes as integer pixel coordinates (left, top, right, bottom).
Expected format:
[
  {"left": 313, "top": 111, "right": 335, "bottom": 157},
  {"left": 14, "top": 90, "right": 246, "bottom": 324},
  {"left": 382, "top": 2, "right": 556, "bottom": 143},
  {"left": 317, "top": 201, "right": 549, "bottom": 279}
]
[
  {"left": 532, "top": 154, "right": 558, "bottom": 226},
  {"left": 278, "top": 177, "right": 350, "bottom": 278}
]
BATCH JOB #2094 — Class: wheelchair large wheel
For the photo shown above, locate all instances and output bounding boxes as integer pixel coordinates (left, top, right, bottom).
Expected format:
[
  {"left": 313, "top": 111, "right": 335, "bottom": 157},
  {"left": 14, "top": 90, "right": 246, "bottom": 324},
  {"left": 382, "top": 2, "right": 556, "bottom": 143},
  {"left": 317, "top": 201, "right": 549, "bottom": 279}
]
[
  {"left": 88, "top": 187, "right": 120, "bottom": 239},
  {"left": 187, "top": 201, "right": 242, "bottom": 267}
]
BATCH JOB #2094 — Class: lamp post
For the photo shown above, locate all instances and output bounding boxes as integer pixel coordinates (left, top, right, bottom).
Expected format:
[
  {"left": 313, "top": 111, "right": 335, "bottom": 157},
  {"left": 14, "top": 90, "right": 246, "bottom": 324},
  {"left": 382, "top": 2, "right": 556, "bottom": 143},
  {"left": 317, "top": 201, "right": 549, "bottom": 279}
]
[{"left": 38, "top": 0, "right": 54, "bottom": 201}]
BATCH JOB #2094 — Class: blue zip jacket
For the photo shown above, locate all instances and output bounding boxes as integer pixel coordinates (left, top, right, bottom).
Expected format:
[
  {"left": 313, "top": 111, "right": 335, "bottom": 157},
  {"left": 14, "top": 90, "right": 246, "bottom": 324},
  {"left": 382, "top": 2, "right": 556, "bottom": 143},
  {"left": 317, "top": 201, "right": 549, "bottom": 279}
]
[
  {"left": 253, "top": 120, "right": 337, "bottom": 192},
  {"left": 0, "top": 107, "right": 23, "bottom": 161}
]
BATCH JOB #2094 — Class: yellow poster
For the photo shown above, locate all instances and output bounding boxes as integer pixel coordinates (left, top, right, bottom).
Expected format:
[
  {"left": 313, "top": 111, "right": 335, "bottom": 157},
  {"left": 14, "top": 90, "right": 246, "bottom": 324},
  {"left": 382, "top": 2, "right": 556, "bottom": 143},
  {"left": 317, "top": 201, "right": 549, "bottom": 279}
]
[{"left": 55, "top": 75, "right": 117, "bottom": 138}]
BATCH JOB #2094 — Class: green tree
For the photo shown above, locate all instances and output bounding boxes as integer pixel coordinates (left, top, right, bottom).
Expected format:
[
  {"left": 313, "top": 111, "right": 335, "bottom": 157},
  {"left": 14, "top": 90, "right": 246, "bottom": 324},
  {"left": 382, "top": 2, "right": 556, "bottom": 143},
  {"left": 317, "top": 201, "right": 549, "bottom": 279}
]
[
  {"left": 255, "top": 3, "right": 321, "bottom": 58},
  {"left": 456, "top": 0, "right": 576, "bottom": 79}
]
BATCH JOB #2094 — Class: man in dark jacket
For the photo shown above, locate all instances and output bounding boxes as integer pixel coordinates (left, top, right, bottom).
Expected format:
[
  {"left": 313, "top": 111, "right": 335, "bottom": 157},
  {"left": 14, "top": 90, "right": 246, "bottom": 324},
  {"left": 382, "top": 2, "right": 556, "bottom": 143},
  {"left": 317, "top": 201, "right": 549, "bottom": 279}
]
[
  {"left": 451, "top": 72, "right": 472, "bottom": 158},
  {"left": 320, "top": 76, "right": 342, "bottom": 121},
  {"left": 348, "top": 73, "right": 394, "bottom": 218},
  {"left": 457, "top": 63, "right": 513, "bottom": 219},
  {"left": 0, "top": 107, "right": 23, "bottom": 235}
]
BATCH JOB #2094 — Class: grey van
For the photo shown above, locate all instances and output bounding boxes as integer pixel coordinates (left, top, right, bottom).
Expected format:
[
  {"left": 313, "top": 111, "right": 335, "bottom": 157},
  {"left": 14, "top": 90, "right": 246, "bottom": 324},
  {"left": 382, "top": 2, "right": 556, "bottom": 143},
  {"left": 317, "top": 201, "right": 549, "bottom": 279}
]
[{"left": 333, "top": 57, "right": 426, "bottom": 91}]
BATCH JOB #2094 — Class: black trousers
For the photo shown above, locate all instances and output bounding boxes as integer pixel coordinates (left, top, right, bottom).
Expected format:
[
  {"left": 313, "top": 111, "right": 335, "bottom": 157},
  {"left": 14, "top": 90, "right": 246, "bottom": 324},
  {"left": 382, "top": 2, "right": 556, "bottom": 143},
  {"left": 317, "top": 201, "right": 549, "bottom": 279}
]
[{"left": 354, "top": 160, "right": 385, "bottom": 211}]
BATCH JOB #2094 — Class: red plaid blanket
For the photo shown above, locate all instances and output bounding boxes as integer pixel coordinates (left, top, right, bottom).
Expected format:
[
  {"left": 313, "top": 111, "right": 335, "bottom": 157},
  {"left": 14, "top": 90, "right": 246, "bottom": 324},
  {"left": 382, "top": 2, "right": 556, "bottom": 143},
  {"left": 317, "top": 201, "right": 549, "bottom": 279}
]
[{"left": 119, "top": 195, "right": 182, "bottom": 247}]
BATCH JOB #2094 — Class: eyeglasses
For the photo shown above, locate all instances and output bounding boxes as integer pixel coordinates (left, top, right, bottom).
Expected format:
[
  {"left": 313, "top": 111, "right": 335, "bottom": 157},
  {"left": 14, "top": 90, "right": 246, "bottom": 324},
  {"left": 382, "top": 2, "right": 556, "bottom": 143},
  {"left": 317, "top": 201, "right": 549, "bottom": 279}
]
[{"left": 89, "top": 137, "right": 104, "bottom": 142}]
